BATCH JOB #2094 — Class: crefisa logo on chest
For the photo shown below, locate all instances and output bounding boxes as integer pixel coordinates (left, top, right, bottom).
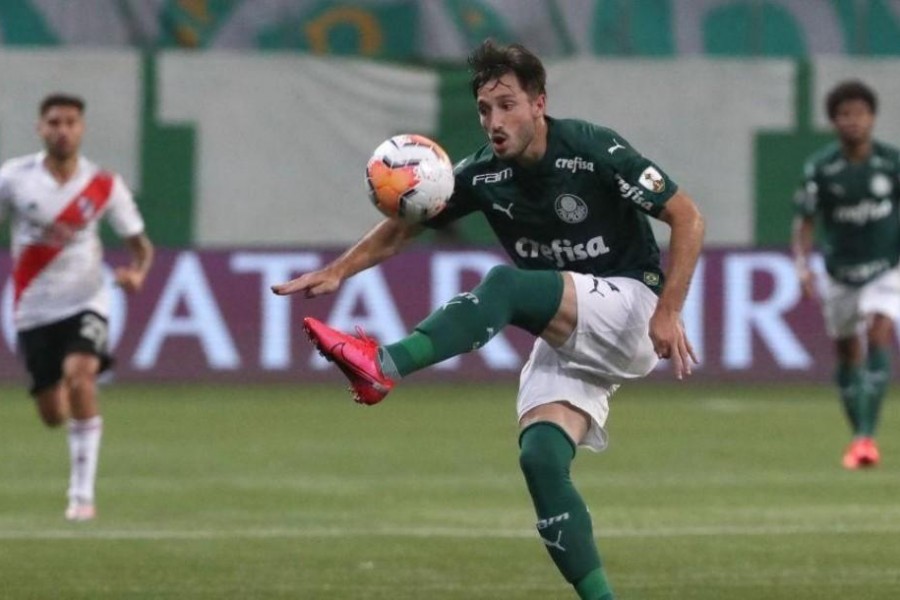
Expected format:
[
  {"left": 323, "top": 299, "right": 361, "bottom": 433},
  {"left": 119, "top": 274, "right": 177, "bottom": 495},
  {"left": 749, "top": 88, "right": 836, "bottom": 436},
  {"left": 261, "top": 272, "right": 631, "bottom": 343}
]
[{"left": 554, "top": 194, "right": 588, "bottom": 223}]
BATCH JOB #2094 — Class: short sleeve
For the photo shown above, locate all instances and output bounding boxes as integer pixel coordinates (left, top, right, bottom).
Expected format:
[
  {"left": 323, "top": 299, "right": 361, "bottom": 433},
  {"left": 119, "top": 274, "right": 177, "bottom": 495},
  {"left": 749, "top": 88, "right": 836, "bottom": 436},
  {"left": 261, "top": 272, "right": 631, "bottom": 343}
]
[
  {"left": 601, "top": 129, "right": 678, "bottom": 217},
  {"left": 422, "top": 160, "right": 478, "bottom": 229},
  {"left": 104, "top": 174, "right": 145, "bottom": 238}
]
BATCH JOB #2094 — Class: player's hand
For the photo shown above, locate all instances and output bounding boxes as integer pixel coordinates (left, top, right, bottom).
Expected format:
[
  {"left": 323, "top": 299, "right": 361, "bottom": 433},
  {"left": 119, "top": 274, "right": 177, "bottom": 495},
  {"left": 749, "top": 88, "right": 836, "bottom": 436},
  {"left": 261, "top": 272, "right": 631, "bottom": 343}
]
[
  {"left": 271, "top": 269, "right": 341, "bottom": 298},
  {"left": 115, "top": 266, "right": 146, "bottom": 293},
  {"left": 649, "top": 306, "right": 698, "bottom": 380},
  {"left": 798, "top": 268, "right": 818, "bottom": 300}
]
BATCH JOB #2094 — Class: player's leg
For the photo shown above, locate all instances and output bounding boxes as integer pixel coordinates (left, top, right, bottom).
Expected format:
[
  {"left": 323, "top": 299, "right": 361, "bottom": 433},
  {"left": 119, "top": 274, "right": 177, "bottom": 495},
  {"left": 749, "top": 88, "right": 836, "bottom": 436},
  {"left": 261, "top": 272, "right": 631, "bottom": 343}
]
[
  {"left": 381, "top": 265, "right": 566, "bottom": 376},
  {"left": 518, "top": 402, "right": 613, "bottom": 600},
  {"left": 34, "top": 385, "right": 69, "bottom": 427},
  {"left": 303, "top": 266, "right": 567, "bottom": 404},
  {"left": 61, "top": 311, "right": 111, "bottom": 520},
  {"left": 862, "top": 313, "right": 892, "bottom": 440},
  {"left": 821, "top": 277, "right": 873, "bottom": 467},
  {"left": 63, "top": 352, "right": 103, "bottom": 521},
  {"left": 20, "top": 322, "right": 70, "bottom": 427},
  {"left": 515, "top": 273, "right": 660, "bottom": 600},
  {"left": 843, "top": 312, "right": 896, "bottom": 468},
  {"left": 838, "top": 269, "right": 900, "bottom": 468},
  {"left": 834, "top": 336, "right": 865, "bottom": 436}
]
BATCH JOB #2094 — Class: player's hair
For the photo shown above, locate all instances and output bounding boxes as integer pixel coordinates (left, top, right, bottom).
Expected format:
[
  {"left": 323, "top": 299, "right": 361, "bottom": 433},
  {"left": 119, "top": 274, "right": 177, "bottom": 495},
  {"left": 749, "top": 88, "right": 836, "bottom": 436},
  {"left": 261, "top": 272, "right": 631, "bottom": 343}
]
[
  {"left": 39, "top": 93, "right": 86, "bottom": 116},
  {"left": 826, "top": 80, "right": 877, "bottom": 120},
  {"left": 468, "top": 39, "right": 546, "bottom": 99}
]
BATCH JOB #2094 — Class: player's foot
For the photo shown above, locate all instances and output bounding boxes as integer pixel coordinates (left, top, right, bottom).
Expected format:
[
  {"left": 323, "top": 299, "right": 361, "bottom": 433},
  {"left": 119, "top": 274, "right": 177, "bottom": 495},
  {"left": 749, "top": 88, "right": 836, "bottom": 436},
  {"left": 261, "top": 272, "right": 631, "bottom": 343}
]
[
  {"left": 64, "top": 501, "right": 96, "bottom": 522},
  {"left": 303, "top": 317, "right": 395, "bottom": 405},
  {"left": 842, "top": 437, "right": 880, "bottom": 470},
  {"left": 857, "top": 437, "right": 881, "bottom": 467}
]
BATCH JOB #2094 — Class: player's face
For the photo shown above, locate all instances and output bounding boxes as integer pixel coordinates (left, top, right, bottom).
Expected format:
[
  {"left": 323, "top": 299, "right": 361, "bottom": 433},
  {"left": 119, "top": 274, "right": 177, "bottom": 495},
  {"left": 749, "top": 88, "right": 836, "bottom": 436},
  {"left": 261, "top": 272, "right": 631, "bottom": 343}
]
[
  {"left": 38, "top": 105, "right": 85, "bottom": 160},
  {"left": 476, "top": 73, "right": 546, "bottom": 162},
  {"left": 831, "top": 99, "right": 874, "bottom": 147}
]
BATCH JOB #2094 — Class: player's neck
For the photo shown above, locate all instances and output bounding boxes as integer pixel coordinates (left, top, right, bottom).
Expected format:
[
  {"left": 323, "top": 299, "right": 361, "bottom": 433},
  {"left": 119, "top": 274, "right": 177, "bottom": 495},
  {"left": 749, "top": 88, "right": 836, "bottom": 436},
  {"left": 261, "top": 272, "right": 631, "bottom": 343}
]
[
  {"left": 841, "top": 139, "right": 872, "bottom": 164},
  {"left": 43, "top": 153, "right": 79, "bottom": 184}
]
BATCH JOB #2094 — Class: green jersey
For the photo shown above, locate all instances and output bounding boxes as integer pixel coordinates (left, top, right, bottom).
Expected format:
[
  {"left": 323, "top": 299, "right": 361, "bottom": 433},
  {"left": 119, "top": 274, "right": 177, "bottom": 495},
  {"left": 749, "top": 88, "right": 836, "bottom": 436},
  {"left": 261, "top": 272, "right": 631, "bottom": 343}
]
[
  {"left": 794, "top": 140, "right": 900, "bottom": 286},
  {"left": 426, "top": 117, "right": 679, "bottom": 292}
]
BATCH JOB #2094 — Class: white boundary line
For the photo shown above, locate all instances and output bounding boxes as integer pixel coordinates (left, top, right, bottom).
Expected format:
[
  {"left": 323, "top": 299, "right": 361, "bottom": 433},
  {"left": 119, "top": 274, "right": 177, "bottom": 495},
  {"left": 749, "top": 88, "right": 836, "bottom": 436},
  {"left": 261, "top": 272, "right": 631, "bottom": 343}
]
[{"left": 2, "top": 522, "right": 900, "bottom": 541}]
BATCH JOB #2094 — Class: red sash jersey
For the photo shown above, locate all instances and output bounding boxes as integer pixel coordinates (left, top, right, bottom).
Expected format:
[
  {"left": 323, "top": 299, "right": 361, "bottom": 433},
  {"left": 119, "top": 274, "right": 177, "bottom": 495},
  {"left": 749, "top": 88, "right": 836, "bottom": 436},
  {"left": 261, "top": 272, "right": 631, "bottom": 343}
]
[{"left": 0, "top": 153, "right": 145, "bottom": 331}]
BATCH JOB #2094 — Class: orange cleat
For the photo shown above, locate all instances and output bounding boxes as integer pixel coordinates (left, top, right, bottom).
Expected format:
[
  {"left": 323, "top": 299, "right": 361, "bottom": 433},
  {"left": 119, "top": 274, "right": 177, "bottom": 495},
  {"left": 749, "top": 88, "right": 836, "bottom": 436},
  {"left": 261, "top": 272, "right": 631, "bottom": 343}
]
[
  {"left": 842, "top": 437, "right": 880, "bottom": 470},
  {"left": 303, "top": 317, "right": 394, "bottom": 405}
]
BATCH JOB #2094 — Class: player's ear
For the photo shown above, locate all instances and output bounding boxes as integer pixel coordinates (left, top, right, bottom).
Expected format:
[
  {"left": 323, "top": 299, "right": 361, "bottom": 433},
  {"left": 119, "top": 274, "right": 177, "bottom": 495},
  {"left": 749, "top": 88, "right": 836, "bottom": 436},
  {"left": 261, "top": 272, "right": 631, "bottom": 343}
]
[{"left": 532, "top": 93, "right": 546, "bottom": 117}]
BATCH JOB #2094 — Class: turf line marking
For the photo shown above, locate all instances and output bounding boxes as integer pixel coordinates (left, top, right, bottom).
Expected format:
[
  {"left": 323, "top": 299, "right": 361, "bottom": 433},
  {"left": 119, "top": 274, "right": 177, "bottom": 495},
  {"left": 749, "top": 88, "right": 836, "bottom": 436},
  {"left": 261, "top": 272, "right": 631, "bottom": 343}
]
[{"left": 3, "top": 522, "right": 900, "bottom": 541}]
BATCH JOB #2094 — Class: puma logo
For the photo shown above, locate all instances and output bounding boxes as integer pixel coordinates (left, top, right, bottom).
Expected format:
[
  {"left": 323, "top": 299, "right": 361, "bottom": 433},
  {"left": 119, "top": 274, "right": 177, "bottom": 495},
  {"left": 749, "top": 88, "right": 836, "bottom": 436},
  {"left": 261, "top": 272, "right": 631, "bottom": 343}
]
[
  {"left": 443, "top": 292, "right": 479, "bottom": 309},
  {"left": 590, "top": 277, "right": 620, "bottom": 296},
  {"left": 491, "top": 202, "right": 514, "bottom": 219},
  {"left": 607, "top": 138, "right": 625, "bottom": 154},
  {"left": 540, "top": 531, "right": 566, "bottom": 552}
]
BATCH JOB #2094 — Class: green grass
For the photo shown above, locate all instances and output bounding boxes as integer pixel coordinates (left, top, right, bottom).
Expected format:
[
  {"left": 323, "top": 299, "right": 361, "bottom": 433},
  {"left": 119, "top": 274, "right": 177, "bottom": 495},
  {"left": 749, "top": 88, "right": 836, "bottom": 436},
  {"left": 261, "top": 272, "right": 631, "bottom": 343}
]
[{"left": 1, "top": 382, "right": 899, "bottom": 599}]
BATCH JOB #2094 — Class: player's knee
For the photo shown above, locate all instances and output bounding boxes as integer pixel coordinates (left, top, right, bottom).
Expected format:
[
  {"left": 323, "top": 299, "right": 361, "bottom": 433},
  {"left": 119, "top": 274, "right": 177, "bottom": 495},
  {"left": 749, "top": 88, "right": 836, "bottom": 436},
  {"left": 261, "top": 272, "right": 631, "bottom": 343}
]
[
  {"left": 519, "top": 425, "right": 570, "bottom": 485},
  {"left": 519, "top": 444, "right": 561, "bottom": 486},
  {"left": 64, "top": 371, "right": 96, "bottom": 397}
]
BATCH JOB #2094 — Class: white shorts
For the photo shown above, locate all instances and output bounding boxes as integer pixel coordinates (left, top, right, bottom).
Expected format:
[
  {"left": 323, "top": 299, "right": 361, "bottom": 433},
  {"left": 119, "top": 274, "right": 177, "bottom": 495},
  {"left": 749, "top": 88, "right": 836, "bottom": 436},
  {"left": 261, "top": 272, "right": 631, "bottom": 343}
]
[
  {"left": 822, "top": 267, "right": 900, "bottom": 338},
  {"left": 516, "top": 273, "right": 659, "bottom": 452}
]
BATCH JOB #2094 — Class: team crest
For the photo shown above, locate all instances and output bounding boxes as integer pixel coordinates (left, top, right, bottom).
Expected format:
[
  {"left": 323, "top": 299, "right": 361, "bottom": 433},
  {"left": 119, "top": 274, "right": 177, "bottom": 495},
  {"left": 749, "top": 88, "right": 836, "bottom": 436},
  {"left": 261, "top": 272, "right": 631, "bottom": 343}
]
[
  {"left": 870, "top": 173, "right": 892, "bottom": 197},
  {"left": 554, "top": 194, "right": 588, "bottom": 223},
  {"left": 639, "top": 166, "right": 665, "bottom": 193},
  {"left": 77, "top": 196, "right": 96, "bottom": 220}
]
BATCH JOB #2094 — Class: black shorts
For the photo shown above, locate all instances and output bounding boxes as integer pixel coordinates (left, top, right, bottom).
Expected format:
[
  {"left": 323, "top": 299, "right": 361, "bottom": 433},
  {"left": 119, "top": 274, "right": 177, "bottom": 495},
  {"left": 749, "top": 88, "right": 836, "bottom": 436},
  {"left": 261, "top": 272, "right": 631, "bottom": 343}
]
[{"left": 17, "top": 310, "right": 114, "bottom": 396}]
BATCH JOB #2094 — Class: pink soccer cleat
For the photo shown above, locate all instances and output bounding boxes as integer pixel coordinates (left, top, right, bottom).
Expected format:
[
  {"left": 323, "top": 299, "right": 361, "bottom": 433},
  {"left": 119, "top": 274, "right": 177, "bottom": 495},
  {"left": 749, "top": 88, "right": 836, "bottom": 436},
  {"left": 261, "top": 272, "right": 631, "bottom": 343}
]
[
  {"left": 303, "top": 317, "right": 395, "bottom": 405},
  {"left": 842, "top": 437, "right": 880, "bottom": 470}
]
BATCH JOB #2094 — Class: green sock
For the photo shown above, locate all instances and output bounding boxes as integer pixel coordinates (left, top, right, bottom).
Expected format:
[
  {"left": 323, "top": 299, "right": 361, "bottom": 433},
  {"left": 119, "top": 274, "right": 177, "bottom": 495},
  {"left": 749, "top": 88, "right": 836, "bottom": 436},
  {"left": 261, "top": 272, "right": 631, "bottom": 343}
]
[
  {"left": 836, "top": 364, "right": 864, "bottom": 435},
  {"left": 576, "top": 570, "right": 615, "bottom": 600},
  {"left": 519, "top": 422, "right": 613, "bottom": 600},
  {"left": 382, "top": 266, "right": 563, "bottom": 377},
  {"left": 861, "top": 347, "right": 890, "bottom": 436}
]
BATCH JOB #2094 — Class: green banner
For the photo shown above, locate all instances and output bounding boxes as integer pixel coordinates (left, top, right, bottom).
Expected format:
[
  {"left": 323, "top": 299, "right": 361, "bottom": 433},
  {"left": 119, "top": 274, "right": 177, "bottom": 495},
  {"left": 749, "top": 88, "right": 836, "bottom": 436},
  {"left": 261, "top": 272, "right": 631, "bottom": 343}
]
[{"left": 2, "top": 1, "right": 900, "bottom": 57}]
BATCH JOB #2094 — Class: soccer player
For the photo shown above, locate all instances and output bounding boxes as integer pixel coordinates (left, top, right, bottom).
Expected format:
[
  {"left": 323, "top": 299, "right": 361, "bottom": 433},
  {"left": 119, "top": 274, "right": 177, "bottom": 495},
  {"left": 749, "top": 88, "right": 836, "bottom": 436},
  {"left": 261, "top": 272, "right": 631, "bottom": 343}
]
[
  {"left": 0, "top": 94, "right": 153, "bottom": 521},
  {"left": 792, "top": 80, "right": 900, "bottom": 470},
  {"left": 274, "top": 41, "right": 704, "bottom": 600}
]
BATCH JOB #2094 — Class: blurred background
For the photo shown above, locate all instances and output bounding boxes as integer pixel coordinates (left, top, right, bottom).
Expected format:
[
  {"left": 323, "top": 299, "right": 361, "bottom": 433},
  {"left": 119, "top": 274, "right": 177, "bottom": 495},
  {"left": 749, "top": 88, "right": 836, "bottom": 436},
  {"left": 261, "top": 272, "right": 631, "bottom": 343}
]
[{"left": 2, "top": 0, "right": 900, "bottom": 385}]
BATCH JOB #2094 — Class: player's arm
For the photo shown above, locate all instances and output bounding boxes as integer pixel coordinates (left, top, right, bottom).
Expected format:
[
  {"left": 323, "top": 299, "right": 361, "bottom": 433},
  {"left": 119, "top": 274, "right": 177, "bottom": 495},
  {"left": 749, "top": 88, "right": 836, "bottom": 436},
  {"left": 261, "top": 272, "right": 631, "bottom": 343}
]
[
  {"left": 791, "top": 166, "right": 819, "bottom": 300},
  {"left": 272, "top": 218, "right": 424, "bottom": 298},
  {"left": 116, "top": 232, "right": 154, "bottom": 293},
  {"left": 598, "top": 128, "right": 703, "bottom": 377},
  {"left": 791, "top": 215, "right": 817, "bottom": 298},
  {"left": 652, "top": 190, "right": 705, "bottom": 379},
  {"left": 791, "top": 159, "right": 819, "bottom": 298}
]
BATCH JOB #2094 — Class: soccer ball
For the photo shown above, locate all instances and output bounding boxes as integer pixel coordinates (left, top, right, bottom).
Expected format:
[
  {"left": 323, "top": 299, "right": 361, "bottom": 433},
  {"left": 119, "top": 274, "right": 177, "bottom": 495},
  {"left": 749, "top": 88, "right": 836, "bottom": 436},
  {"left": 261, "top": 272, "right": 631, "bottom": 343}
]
[{"left": 365, "top": 134, "right": 454, "bottom": 222}]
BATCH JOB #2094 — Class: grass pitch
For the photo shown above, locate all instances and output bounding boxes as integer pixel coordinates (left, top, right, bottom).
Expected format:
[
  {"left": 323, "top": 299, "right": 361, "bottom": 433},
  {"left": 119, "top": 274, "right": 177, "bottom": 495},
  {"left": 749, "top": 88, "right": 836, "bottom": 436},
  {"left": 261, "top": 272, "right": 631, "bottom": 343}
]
[{"left": 1, "top": 381, "right": 899, "bottom": 599}]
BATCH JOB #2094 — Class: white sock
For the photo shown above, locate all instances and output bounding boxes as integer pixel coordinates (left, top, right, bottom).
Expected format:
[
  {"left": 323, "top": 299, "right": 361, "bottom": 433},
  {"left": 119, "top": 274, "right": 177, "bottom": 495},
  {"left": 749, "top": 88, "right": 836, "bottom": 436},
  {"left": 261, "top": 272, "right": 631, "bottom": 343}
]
[{"left": 67, "top": 416, "right": 103, "bottom": 505}]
